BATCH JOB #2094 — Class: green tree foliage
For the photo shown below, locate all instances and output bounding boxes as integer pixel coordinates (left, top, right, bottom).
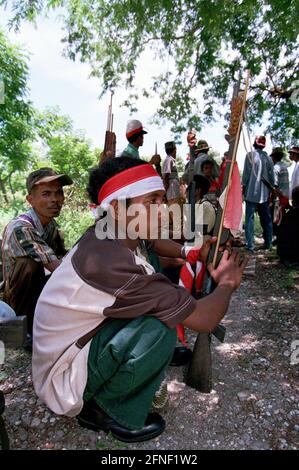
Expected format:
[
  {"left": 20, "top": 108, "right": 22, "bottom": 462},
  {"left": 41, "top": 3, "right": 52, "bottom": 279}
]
[
  {"left": 33, "top": 108, "right": 98, "bottom": 206},
  {"left": 48, "top": 134, "right": 97, "bottom": 200},
  {"left": 2, "top": 0, "right": 298, "bottom": 144},
  {"left": 57, "top": 208, "right": 94, "bottom": 249},
  {"left": 33, "top": 111, "right": 99, "bottom": 243},
  {"left": 0, "top": 28, "right": 34, "bottom": 203},
  {"left": 34, "top": 106, "right": 73, "bottom": 142}
]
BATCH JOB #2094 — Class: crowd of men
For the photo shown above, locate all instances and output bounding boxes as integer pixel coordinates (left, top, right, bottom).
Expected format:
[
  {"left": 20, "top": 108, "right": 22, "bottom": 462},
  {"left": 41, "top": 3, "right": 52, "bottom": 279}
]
[{"left": 0, "top": 118, "right": 298, "bottom": 443}]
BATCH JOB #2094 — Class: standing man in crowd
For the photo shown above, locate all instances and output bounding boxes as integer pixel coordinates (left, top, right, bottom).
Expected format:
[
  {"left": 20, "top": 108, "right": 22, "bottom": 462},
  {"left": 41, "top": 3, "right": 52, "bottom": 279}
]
[
  {"left": 242, "top": 135, "right": 274, "bottom": 253},
  {"left": 193, "top": 140, "right": 219, "bottom": 179},
  {"left": 121, "top": 119, "right": 161, "bottom": 168},
  {"left": 271, "top": 147, "right": 290, "bottom": 198},
  {"left": 270, "top": 147, "right": 290, "bottom": 239},
  {"left": 162, "top": 141, "right": 183, "bottom": 237},
  {"left": 122, "top": 119, "right": 147, "bottom": 159},
  {"left": 1, "top": 168, "right": 72, "bottom": 339},
  {"left": 289, "top": 146, "right": 299, "bottom": 203},
  {"left": 277, "top": 186, "right": 299, "bottom": 267}
]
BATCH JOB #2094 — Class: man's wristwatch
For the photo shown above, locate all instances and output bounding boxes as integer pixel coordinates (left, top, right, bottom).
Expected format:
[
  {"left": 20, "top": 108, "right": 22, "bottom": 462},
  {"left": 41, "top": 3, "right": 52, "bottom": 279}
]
[{"left": 181, "top": 246, "right": 187, "bottom": 259}]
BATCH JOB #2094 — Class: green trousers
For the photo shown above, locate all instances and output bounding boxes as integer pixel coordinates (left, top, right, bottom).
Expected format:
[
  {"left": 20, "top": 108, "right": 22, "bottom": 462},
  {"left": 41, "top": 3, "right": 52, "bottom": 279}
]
[{"left": 83, "top": 316, "right": 177, "bottom": 430}]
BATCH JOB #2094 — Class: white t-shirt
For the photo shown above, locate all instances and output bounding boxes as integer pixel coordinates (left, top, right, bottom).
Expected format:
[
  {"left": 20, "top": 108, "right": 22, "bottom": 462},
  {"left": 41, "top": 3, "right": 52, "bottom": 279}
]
[
  {"left": 32, "top": 226, "right": 195, "bottom": 417},
  {"left": 290, "top": 161, "right": 299, "bottom": 198},
  {"left": 162, "top": 155, "right": 180, "bottom": 200}
]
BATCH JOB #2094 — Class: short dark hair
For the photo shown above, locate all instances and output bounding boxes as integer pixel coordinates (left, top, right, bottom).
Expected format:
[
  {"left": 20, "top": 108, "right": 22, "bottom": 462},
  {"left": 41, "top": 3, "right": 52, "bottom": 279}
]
[
  {"left": 127, "top": 132, "right": 144, "bottom": 143},
  {"left": 201, "top": 160, "right": 213, "bottom": 171},
  {"left": 272, "top": 152, "right": 284, "bottom": 161},
  {"left": 165, "top": 141, "right": 176, "bottom": 155},
  {"left": 87, "top": 157, "right": 147, "bottom": 205},
  {"left": 194, "top": 175, "right": 210, "bottom": 196}
]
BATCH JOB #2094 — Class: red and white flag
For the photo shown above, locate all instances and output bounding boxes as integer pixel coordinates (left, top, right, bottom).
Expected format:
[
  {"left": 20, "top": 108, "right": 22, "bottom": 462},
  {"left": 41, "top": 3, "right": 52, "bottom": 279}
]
[
  {"left": 177, "top": 248, "right": 205, "bottom": 346},
  {"left": 218, "top": 162, "right": 243, "bottom": 232}
]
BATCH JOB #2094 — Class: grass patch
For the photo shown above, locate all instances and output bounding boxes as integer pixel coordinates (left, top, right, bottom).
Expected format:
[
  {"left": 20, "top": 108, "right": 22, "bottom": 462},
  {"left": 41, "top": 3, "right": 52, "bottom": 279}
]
[
  {"left": 264, "top": 249, "right": 279, "bottom": 261},
  {"left": 237, "top": 356, "right": 251, "bottom": 368},
  {"left": 277, "top": 269, "right": 298, "bottom": 290},
  {"left": 96, "top": 433, "right": 128, "bottom": 450},
  {"left": 253, "top": 216, "right": 263, "bottom": 237}
]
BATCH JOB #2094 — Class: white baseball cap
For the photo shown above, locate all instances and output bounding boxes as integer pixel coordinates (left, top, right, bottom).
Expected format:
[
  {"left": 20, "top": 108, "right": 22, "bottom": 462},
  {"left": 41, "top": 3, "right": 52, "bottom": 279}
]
[{"left": 126, "top": 119, "right": 148, "bottom": 139}]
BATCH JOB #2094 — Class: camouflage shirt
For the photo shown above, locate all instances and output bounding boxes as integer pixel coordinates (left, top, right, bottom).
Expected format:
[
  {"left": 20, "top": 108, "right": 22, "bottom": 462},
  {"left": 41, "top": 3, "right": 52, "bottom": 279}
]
[{"left": 1, "top": 208, "right": 67, "bottom": 289}]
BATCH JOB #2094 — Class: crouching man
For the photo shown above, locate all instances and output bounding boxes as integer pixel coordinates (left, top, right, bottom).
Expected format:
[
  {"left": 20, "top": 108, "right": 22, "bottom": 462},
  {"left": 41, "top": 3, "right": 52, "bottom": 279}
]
[
  {"left": 32, "top": 157, "right": 247, "bottom": 443},
  {"left": 1, "top": 168, "right": 72, "bottom": 335}
]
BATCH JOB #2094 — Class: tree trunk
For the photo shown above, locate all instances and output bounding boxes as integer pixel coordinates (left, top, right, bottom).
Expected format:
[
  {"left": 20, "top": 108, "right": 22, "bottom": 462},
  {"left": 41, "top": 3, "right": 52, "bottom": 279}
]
[
  {"left": 8, "top": 173, "right": 16, "bottom": 203},
  {"left": 0, "top": 177, "right": 9, "bottom": 204}
]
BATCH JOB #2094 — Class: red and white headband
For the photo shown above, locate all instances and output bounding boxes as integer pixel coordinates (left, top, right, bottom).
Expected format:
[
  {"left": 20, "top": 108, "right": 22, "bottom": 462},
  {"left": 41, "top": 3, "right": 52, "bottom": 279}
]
[{"left": 98, "top": 164, "right": 164, "bottom": 208}]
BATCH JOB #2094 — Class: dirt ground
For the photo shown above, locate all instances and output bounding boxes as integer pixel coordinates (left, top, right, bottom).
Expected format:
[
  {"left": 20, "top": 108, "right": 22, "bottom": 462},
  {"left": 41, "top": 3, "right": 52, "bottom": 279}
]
[{"left": 1, "top": 248, "right": 298, "bottom": 450}]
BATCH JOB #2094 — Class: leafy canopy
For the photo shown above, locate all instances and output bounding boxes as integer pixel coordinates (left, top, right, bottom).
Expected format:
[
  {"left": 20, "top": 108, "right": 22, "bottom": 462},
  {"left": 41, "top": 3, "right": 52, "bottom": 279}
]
[
  {"left": 1, "top": 0, "right": 299, "bottom": 144},
  {"left": 0, "top": 28, "right": 34, "bottom": 189}
]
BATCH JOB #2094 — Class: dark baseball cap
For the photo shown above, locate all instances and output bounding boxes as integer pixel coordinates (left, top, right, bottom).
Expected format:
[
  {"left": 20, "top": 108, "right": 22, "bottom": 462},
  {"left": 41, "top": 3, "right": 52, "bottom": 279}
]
[
  {"left": 26, "top": 168, "right": 73, "bottom": 193},
  {"left": 195, "top": 140, "right": 210, "bottom": 153}
]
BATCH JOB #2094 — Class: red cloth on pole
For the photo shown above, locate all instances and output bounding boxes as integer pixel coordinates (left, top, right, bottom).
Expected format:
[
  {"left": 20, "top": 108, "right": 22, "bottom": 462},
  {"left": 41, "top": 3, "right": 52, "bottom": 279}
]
[
  {"left": 177, "top": 248, "right": 205, "bottom": 346},
  {"left": 219, "top": 162, "right": 242, "bottom": 231}
]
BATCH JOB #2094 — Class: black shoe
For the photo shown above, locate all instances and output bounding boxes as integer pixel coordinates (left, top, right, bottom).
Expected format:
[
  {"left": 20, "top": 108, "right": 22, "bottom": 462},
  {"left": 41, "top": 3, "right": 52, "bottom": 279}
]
[
  {"left": 77, "top": 399, "right": 165, "bottom": 443},
  {"left": 169, "top": 346, "right": 192, "bottom": 367}
]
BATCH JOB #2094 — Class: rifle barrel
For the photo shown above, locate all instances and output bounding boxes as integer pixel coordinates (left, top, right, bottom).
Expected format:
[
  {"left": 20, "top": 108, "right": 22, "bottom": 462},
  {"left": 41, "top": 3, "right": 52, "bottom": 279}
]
[{"left": 106, "top": 105, "right": 111, "bottom": 131}]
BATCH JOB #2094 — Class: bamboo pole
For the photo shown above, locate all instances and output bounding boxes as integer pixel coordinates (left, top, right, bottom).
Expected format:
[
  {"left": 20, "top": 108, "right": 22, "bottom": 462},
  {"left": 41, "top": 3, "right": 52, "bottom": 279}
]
[{"left": 212, "top": 70, "right": 251, "bottom": 268}]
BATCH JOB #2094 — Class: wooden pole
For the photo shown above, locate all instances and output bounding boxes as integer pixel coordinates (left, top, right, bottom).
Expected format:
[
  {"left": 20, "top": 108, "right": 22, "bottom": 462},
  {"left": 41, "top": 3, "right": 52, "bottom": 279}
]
[{"left": 212, "top": 70, "right": 250, "bottom": 267}]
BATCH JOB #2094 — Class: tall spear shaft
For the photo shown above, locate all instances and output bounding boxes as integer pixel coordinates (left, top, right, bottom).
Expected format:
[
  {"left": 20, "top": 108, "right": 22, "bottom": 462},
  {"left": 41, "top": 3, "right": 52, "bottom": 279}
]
[
  {"left": 185, "top": 71, "right": 250, "bottom": 392},
  {"left": 212, "top": 70, "right": 250, "bottom": 268}
]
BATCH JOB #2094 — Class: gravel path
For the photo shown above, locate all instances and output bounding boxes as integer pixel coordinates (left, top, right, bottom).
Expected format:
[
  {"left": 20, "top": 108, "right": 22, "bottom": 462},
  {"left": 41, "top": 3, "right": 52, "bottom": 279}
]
[{"left": 1, "top": 250, "right": 298, "bottom": 450}]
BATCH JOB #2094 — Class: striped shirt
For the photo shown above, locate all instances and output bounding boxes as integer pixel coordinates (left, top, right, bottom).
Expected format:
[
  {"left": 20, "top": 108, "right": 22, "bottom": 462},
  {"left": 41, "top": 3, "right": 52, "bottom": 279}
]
[
  {"left": 242, "top": 149, "right": 274, "bottom": 203},
  {"left": 162, "top": 155, "right": 180, "bottom": 200},
  {"left": 273, "top": 161, "right": 289, "bottom": 198},
  {"left": 1, "top": 208, "right": 66, "bottom": 286}
]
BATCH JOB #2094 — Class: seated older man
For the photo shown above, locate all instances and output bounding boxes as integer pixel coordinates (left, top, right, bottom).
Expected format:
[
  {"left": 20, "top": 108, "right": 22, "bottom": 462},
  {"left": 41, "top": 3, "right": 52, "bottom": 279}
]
[{"left": 1, "top": 168, "right": 72, "bottom": 336}]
